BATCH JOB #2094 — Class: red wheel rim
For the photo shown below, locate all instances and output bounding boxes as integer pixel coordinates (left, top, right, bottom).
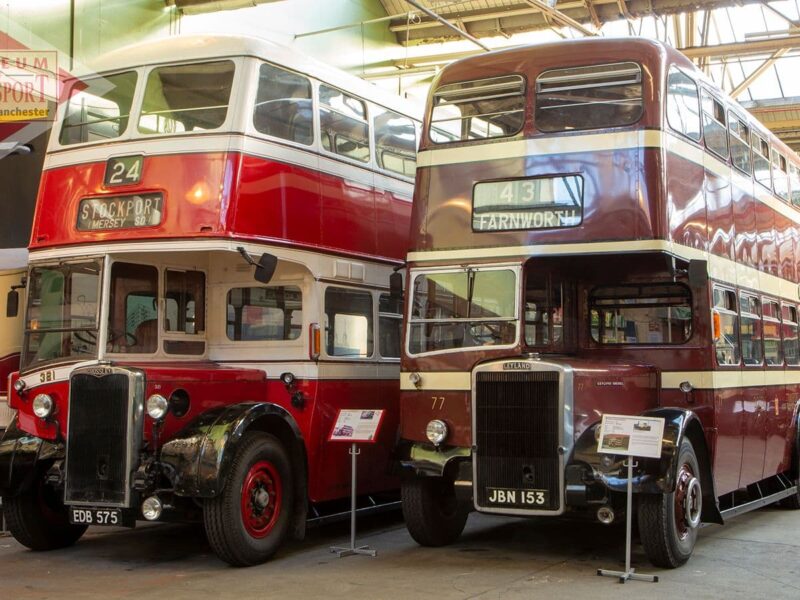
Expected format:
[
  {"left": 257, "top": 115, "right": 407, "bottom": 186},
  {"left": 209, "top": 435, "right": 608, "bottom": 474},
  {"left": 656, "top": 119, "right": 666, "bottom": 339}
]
[
  {"left": 674, "top": 462, "right": 699, "bottom": 540},
  {"left": 240, "top": 460, "right": 282, "bottom": 539}
]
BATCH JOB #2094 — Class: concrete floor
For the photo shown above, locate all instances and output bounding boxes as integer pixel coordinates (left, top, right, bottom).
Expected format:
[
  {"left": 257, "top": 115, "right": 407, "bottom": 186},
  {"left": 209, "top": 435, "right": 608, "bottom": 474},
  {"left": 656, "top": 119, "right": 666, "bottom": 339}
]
[{"left": 2, "top": 506, "right": 800, "bottom": 599}]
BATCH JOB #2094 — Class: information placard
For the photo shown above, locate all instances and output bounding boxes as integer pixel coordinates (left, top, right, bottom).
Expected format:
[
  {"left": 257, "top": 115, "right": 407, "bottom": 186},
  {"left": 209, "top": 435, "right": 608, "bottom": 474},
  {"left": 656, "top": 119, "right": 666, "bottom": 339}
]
[
  {"left": 329, "top": 409, "right": 385, "bottom": 443},
  {"left": 597, "top": 414, "right": 665, "bottom": 459}
]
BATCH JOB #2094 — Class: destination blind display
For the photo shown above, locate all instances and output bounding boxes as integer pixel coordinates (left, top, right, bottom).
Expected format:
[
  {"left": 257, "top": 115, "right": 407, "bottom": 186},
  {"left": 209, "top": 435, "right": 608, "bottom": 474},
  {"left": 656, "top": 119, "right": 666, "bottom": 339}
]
[
  {"left": 472, "top": 175, "right": 583, "bottom": 231},
  {"left": 77, "top": 193, "right": 164, "bottom": 231}
]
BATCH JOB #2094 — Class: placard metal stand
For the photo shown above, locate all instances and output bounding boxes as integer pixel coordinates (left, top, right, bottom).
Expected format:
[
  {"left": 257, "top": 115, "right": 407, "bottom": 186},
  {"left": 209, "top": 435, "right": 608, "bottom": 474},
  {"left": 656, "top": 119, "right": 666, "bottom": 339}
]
[
  {"left": 330, "top": 443, "right": 377, "bottom": 558},
  {"left": 327, "top": 409, "right": 385, "bottom": 559},
  {"left": 596, "top": 458, "right": 658, "bottom": 584},
  {"left": 595, "top": 414, "right": 665, "bottom": 585}
]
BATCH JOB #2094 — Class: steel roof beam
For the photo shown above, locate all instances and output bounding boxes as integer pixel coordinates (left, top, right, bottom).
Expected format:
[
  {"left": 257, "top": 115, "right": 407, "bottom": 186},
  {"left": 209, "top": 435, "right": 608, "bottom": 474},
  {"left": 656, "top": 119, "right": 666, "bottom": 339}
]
[
  {"left": 681, "top": 34, "right": 800, "bottom": 59},
  {"left": 521, "top": 0, "right": 598, "bottom": 36},
  {"left": 730, "top": 49, "right": 790, "bottom": 98},
  {"left": 403, "top": 0, "right": 491, "bottom": 51}
]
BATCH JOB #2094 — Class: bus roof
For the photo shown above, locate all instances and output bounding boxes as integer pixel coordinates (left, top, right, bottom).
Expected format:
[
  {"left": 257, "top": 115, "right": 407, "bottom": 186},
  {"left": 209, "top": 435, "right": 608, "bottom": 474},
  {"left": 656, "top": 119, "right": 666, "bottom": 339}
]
[
  {"left": 431, "top": 36, "right": 797, "bottom": 162},
  {"left": 84, "top": 34, "right": 421, "bottom": 120}
]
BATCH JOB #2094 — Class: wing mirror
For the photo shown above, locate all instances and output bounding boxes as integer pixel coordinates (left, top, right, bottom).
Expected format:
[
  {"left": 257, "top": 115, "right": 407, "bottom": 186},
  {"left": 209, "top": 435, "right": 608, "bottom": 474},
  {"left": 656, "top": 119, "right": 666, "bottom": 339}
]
[
  {"left": 6, "top": 289, "right": 19, "bottom": 318},
  {"left": 237, "top": 247, "right": 278, "bottom": 284}
]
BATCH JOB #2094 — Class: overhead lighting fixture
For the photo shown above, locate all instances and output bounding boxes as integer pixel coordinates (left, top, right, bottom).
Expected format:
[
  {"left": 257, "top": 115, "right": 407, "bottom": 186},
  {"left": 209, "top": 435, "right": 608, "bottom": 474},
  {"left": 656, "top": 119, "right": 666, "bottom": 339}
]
[{"left": 164, "top": 0, "right": 282, "bottom": 15}]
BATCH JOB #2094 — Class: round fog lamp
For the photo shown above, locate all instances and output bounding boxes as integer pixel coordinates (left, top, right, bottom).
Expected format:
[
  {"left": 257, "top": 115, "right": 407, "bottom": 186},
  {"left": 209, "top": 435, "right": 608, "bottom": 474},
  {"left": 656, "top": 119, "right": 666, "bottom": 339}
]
[
  {"left": 142, "top": 496, "right": 163, "bottom": 521},
  {"left": 13, "top": 379, "right": 26, "bottom": 393},
  {"left": 32, "top": 393, "right": 54, "bottom": 418},
  {"left": 426, "top": 419, "right": 448, "bottom": 446},
  {"left": 146, "top": 394, "right": 169, "bottom": 420}
]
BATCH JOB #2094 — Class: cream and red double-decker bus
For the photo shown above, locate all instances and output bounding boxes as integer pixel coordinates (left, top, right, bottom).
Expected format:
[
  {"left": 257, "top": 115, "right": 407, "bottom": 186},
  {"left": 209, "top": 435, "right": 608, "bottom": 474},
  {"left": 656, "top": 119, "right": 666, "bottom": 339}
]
[
  {"left": 1, "top": 248, "right": 26, "bottom": 429},
  {"left": 0, "top": 34, "right": 419, "bottom": 566},
  {"left": 397, "top": 37, "right": 800, "bottom": 568}
]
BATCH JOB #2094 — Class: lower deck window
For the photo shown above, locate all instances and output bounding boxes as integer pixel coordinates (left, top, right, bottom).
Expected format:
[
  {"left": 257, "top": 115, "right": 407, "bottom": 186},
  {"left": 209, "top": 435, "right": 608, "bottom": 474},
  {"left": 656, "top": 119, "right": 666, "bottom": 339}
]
[
  {"left": 226, "top": 286, "right": 302, "bottom": 341},
  {"left": 590, "top": 284, "right": 691, "bottom": 344},
  {"left": 325, "top": 287, "right": 373, "bottom": 358}
]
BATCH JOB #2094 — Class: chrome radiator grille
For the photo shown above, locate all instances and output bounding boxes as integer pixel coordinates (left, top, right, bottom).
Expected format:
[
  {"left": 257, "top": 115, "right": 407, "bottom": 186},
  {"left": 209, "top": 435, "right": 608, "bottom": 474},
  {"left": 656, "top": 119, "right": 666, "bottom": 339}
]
[
  {"left": 474, "top": 370, "right": 562, "bottom": 513},
  {"left": 65, "top": 368, "right": 142, "bottom": 507}
]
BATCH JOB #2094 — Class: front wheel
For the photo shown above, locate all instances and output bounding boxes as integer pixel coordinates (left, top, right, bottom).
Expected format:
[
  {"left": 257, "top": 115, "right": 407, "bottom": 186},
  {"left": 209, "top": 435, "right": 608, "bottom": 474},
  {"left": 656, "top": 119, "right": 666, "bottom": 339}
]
[
  {"left": 638, "top": 438, "right": 703, "bottom": 568},
  {"left": 402, "top": 475, "right": 469, "bottom": 547},
  {"left": 4, "top": 472, "right": 87, "bottom": 551},
  {"left": 204, "top": 432, "right": 293, "bottom": 566}
]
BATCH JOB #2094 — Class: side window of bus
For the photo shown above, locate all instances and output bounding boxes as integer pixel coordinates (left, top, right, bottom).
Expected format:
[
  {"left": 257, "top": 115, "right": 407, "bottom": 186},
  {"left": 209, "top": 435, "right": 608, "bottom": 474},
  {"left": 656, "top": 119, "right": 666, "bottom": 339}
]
[
  {"left": 589, "top": 284, "right": 691, "bottom": 344},
  {"left": 226, "top": 286, "right": 303, "bottom": 341},
  {"left": 373, "top": 107, "right": 416, "bottom": 177},
  {"left": 700, "top": 90, "right": 728, "bottom": 159},
  {"left": 107, "top": 262, "right": 159, "bottom": 354},
  {"left": 666, "top": 68, "right": 701, "bottom": 141},
  {"left": 536, "top": 62, "right": 642, "bottom": 132},
  {"left": 782, "top": 304, "right": 800, "bottom": 366},
  {"left": 713, "top": 287, "right": 740, "bottom": 366},
  {"left": 253, "top": 63, "right": 313, "bottom": 146},
  {"left": 431, "top": 75, "right": 525, "bottom": 143},
  {"left": 728, "top": 115, "right": 751, "bottom": 174},
  {"left": 790, "top": 164, "right": 800, "bottom": 207},
  {"left": 319, "top": 85, "right": 370, "bottom": 163},
  {"left": 752, "top": 133, "right": 771, "bottom": 189},
  {"left": 762, "top": 299, "right": 782, "bottom": 366},
  {"left": 164, "top": 269, "right": 205, "bottom": 356},
  {"left": 324, "top": 287, "right": 373, "bottom": 358},
  {"left": 740, "top": 293, "right": 763, "bottom": 366},
  {"left": 60, "top": 71, "right": 138, "bottom": 145},
  {"left": 772, "top": 149, "right": 789, "bottom": 201},
  {"left": 139, "top": 61, "right": 235, "bottom": 134},
  {"left": 378, "top": 293, "right": 402, "bottom": 359}
]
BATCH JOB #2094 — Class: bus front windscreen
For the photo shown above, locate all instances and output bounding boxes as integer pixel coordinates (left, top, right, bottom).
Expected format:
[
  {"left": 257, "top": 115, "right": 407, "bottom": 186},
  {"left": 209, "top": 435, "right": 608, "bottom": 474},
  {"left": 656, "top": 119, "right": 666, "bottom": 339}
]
[
  {"left": 22, "top": 261, "right": 102, "bottom": 370},
  {"left": 408, "top": 268, "right": 517, "bottom": 355}
]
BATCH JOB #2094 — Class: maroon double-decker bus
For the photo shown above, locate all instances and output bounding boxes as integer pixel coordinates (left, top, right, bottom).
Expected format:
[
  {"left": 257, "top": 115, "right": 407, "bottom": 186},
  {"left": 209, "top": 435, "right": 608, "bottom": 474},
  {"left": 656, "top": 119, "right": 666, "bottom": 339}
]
[
  {"left": 397, "top": 37, "right": 800, "bottom": 568},
  {"left": 0, "top": 34, "right": 419, "bottom": 566}
]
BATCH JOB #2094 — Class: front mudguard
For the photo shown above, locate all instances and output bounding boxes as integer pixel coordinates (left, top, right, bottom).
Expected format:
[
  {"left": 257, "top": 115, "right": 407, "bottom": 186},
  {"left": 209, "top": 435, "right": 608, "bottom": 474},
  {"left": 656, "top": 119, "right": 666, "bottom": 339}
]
[
  {"left": 0, "top": 415, "right": 64, "bottom": 497},
  {"left": 571, "top": 407, "right": 722, "bottom": 524},
  {"left": 160, "top": 402, "right": 305, "bottom": 498}
]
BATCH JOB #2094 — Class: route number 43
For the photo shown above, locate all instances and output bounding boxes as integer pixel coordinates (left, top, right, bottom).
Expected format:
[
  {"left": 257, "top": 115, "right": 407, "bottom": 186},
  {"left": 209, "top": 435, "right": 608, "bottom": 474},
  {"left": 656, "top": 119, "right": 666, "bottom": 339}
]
[{"left": 105, "top": 155, "right": 143, "bottom": 186}]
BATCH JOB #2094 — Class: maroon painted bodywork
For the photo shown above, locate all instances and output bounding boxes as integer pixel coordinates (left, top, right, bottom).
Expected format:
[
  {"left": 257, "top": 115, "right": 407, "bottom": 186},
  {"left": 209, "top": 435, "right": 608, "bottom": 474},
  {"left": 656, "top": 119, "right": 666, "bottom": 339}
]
[{"left": 401, "top": 38, "right": 800, "bottom": 501}]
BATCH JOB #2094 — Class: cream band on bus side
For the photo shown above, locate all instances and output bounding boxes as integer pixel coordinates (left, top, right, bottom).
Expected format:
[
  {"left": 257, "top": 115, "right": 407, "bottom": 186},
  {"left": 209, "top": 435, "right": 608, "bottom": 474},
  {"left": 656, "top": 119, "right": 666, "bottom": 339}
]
[{"left": 401, "top": 369, "right": 800, "bottom": 392}]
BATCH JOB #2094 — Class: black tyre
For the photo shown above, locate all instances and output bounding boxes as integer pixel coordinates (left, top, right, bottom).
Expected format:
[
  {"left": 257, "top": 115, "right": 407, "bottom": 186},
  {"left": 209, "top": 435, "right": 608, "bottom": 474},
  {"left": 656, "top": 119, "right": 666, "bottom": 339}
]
[
  {"left": 204, "top": 432, "right": 293, "bottom": 567},
  {"left": 4, "top": 472, "right": 87, "bottom": 551},
  {"left": 638, "top": 438, "right": 703, "bottom": 568},
  {"left": 402, "top": 475, "right": 469, "bottom": 547}
]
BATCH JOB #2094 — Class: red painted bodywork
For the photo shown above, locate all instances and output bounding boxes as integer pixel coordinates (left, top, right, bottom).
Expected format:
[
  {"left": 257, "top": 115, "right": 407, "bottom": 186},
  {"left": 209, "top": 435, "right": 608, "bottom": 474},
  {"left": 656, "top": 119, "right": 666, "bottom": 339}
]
[
  {"left": 32, "top": 151, "right": 410, "bottom": 262},
  {"left": 402, "top": 38, "right": 800, "bottom": 498},
  {"left": 0, "top": 353, "right": 19, "bottom": 396}
]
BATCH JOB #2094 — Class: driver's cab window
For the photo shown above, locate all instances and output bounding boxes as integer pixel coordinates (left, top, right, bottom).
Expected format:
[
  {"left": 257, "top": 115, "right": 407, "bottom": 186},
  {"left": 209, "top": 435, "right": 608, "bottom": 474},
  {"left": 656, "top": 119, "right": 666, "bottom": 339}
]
[
  {"left": 108, "top": 262, "right": 159, "bottom": 354},
  {"left": 525, "top": 276, "right": 563, "bottom": 347},
  {"left": 164, "top": 269, "right": 206, "bottom": 355}
]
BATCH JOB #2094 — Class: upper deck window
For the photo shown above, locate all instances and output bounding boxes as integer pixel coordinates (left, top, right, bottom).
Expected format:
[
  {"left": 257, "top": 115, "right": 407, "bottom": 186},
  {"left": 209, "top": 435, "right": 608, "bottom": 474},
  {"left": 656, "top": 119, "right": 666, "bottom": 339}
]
[
  {"left": 666, "top": 68, "right": 701, "bottom": 141},
  {"left": 700, "top": 90, "right": 728, "bottom": 159},
  {"left": 138, "top": 60, "right": 235, "bottom": 135},
  {"left": 535, "top": 62, "right": 642, "bottom": 132},
  {"left": 373, "top": 107, "right": 416, "bottom": 177},
  {"left": 752, "top": 133, "right": 771, "bottom": 189},
  {"left": 60, "top": 71, "right": 137, "bottom": 145},
  {"left": 430, "top": 75, "right": 525, "bottom": 143},
  {"left": 253, "top": 62, "right": 313, "bottom": 146},
  {"left": 772, "top": 149, "right": 789, "bottom": 201},
  {"left": 728, "top": 115, "right": 751, "bottom": 174},
  {"left": 319, "top": 85, "right": 370, "bottom": 163},
  {"left": 790, "top": 163, "right": 800, "bottom": 206}
]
